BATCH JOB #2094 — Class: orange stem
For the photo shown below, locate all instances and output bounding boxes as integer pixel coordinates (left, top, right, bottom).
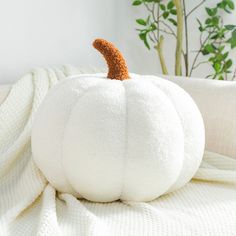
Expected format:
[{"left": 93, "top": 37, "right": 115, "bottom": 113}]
[{"left": 93, "top": 39, "right": 129, "bottom": 81}]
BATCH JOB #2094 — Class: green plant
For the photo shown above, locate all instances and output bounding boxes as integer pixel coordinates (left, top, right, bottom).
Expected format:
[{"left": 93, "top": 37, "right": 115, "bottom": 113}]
[{"left": 132, "top": 0, "right": 236, "bottom": 80}]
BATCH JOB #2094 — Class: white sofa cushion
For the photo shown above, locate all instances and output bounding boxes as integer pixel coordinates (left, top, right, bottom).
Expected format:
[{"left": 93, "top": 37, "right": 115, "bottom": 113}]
[{"left": 162, "top": 76, "right": 236, "bottom": 159}]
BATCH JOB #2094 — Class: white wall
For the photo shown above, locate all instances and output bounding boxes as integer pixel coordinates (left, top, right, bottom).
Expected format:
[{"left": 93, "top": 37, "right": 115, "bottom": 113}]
[{"left": 0, "top": 0, "right": 235, "bottom": 83}]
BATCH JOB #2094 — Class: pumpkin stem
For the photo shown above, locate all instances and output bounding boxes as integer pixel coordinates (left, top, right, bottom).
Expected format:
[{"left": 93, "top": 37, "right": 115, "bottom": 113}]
[{"left": 93, "top": 39, "right": 129, "bottom": 81}]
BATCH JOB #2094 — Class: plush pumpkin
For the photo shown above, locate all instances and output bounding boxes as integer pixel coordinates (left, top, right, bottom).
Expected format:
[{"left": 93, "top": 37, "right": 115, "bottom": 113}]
[{"left": 32, "top": 39, "right": 205, "bottom": 202}]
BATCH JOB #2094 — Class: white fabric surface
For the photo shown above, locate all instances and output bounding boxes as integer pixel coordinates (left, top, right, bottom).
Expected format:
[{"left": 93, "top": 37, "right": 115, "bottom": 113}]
[
  {"left": 0, "top": 85, "right": 10, "bottom": 104},
  {"left": 162, "top": 75, "right": 236, "bottom": 160},
  {"left": 0, "top": 67, "right": 236, "bottom": 235}
]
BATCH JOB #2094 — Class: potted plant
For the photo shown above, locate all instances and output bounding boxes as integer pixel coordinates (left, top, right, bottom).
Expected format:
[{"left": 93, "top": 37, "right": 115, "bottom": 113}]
[{"left": 132, "top": 0, "right": 236, "bottom": 80}]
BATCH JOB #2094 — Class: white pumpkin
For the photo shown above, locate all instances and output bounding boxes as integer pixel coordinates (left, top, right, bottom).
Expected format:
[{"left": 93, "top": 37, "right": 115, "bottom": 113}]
[{"left": 32, "top": 39, "right": 205, "bottom": 202}]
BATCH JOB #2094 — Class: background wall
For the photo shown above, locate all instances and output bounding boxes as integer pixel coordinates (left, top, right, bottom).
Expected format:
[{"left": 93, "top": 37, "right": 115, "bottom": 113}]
[{"left": 0, "top": 0, "right": 235, "bottom": 83}]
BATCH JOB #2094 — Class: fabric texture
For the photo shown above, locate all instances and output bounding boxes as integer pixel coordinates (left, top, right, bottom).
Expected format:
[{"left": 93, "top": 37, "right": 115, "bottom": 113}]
[
  {"left": 162, "top": 75, "right": 236, "bottom": 159},
  {"left": 0, "top": 85, "right": 10, "bottom": 105},
  {"left": 0, "top": 67, "right": 236, "bottom": 235},
  {"left": 31, "top": 74, "right": 204, "bottom": 202}
]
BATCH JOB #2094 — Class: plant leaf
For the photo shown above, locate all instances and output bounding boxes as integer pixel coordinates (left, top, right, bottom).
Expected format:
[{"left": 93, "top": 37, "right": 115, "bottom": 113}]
[
  {"left": 222, "top": 52, "right": 229, "bottom": 60},
  {"left": 170, "top": 9, "right": 177, "bottom": 15},
  {"left": 151, "top": 23, "right": 157, "bottom": 30},
  {"left": 217, "top": 1, "right": 226, "bottom": 9},
  {"left": 139, "top": 32, "right": 150, "bottom": 49},
  {"left": 139, "top": 32, "right": 146, "bottom": 40},
  {"left": 168, "top": 18, "right": 177, "bottom": 26},
  {"left": 143, "top": 37, "right": 150, "bottom": 49},
  {"left": 132, "top": 0, "right": 142, "bottom": 6},
  {"left": 167, "top": 1, "right": 174, "bottom": 9},
  {"left": 224, "top": 59, "right": 233, "bottom": 71},
  {"left": 136, "top": 18, "right": 147, "bottom": 26},
  {"left": 205, "top": 18, "right": 212, "bottom": 25},
  {"left": 197, "top": 19, "right": 204, "bottom": 32},
  {"left": 204, "top": 44, "right": 215, "bottom": 53},
  {"left": 160, "top": 4, "right": 166, "bottom": 11},
  {"left": 228, "top": 29, "right": 236, "bottom": 48},
  {"left": 213, "top": 62, "right": 221, "bottom": 72},
  {"left": 205, "top": 7, "right": 217, "bottom": 16},
  {"left": 212, "top": 16, "right": 219, "bottom": 26},
  {"left": 163, "top": 11, "right": 169, "bottom": 19},
  {"left": 227, "top": 0, "right": 235, "bottom": 10},
  {"left": 225, "top": 24, "right": 236, "bottom": 30}
]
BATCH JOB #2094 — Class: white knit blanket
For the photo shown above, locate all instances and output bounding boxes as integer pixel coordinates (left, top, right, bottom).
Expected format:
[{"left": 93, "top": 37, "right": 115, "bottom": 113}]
[{"left": 1, "top": 66, "right": 236, "bottom": 236}]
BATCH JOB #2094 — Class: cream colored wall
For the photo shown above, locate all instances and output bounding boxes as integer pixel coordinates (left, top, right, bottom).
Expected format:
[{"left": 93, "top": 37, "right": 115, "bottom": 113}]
[{"left": 0, "top": 0, "right": 235, "bottom": 83}]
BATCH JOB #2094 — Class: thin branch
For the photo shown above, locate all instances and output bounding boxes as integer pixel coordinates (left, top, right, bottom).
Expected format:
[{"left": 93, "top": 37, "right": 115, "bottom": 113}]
[
  {"left": 187, "top": 0, "right": 206, "bottom": 18},
  {"left": 144, "top": 2, "right": 157, "bottom": 22},
  {"left": 143, "top": 2, "right": 152, "bottom": 12},
  {"left": 200, "top": 31, "right": 204, "bottom": 45},
  {"left": 192, "top": 60, "right": 208, "bottom": 69},
  {"left": 183, "top": 0, "right": 189, "bottom": 76},
  {"left": 157, "top": 3, "right": 160, "bottom": 40},
  {"left": 189, "top": 31, "right": 213, "bottom": 76},
  {"left": 158, "top": 28, "right": 176, "bottom": 37},
  {"left": 231, "top": 69, "right": 236, "bottom": 81},
  {"left": 148, "top": 33, "right": 155, "bottom": 43},
  {"left": 143, "top": 2, "right": 159, "bottom": 42},
  {"left": 158, "top": 20, "right": 177, "bottom": 38},
  {"left": 151, "top": 30, "right": 158, "bottom": 42}
]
